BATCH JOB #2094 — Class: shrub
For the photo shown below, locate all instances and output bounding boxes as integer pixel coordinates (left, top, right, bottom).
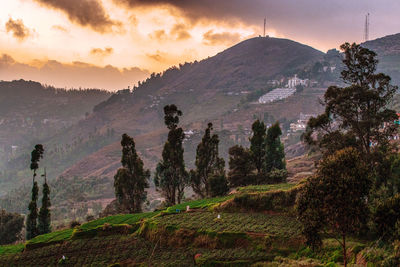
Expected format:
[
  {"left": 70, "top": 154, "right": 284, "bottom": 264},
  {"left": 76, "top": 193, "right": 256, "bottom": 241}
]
[
  {"left": 227, "top": 185, "right": 302, "bottom": 212},
  {"left": 208, "top": 174, "right": 229, "bottom": 197},
  {"left": 0, "top": 209, "right": 24, "bottom": 245},
  {"left": 69, "top": 220, "right": 81, "bottom": 228},
  {"left": 375, "top": 193, "right": 400, "bottom": 240}
]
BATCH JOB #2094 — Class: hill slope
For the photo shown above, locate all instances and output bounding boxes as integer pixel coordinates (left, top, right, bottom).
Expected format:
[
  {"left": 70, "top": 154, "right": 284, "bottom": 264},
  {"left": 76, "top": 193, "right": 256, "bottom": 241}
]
[
  {"left": 363, "top": 33, "right": 400, "bottom": 86},
  {"left": 0, "top": 37, "right": 327, "bottom": 217},
  {"left": 0, "top": 80, "right": 111, "bottom": 195}
]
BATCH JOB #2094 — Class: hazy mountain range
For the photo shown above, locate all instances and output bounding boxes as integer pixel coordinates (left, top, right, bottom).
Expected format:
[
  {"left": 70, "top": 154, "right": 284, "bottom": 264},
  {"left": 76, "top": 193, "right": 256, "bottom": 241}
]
[{"left": 1, "top": 33, "right": 399, "bottom": 218}]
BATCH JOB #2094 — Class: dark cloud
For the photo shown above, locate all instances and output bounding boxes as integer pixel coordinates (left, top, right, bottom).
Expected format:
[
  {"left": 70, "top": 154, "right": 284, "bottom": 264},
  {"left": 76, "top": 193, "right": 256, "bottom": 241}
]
[
  {"left": 33, "top": 0, "right": 121, "bottom": 33},
  {"left": 0, "top": 54, "right": 149, "bottom": 91},
  {"left": 113, "top": 0, "right": 400, "bottom": 49},
  {"left": 90, "top": 47, "right": 114, "bottom": 57},
  {"left": 203, "top": 30, "right": 241, "bottom": 46},
  {"left": 5, "top": 18, "right": 31, "bottom": 41}
]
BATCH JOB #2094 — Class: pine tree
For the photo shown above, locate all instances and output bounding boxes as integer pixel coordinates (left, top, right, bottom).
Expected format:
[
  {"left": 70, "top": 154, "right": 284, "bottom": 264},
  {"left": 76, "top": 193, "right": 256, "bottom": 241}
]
[
  {"left": 114, "top": 134, "right": 150, "bottom": 213},
  {"left": 249, "top": 120, "right": 267, "bottom": 175},
  {"left": 228, "top": 145, "right": 255, "bottom": 187},
  {"left": 154, "top": 105, "right": 188, "bottom": 205},
  {"left": 38, "top": 169, "right": 51, "bottom": 235},
  {"left": 26, "top": 144, "right": 44, "bottom": 240},
  {"left": 264, "top": 122, "right": 286, "bottom": 173},
  {"left": 190, "top": 123, "right": 225, "bottom": 198},
  {"left": 26, "top": 182, "right": 39, "bottom": 240}
]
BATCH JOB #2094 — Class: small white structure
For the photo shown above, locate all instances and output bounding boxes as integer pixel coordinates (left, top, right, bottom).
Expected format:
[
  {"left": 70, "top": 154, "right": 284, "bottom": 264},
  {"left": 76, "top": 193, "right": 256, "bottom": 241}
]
[
  {"left": 287, "top": 74, "right": 308, "bottom": 88},
  {"left": 258, "top": 88, "right": 296, "bottom": 104}
]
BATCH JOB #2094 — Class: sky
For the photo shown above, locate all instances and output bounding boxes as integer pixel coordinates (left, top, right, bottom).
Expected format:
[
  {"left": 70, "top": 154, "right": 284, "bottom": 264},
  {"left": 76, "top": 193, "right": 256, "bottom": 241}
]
[{"left": 1, "top": 0, "right": 400, "bottom": 91}]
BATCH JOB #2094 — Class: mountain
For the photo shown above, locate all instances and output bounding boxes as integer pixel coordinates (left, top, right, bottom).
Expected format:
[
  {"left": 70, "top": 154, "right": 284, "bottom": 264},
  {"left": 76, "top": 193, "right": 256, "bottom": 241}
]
[
  {"left": 0, "top": 80, "right": 111, "bottom": 194},
  {"left": 363, "top": 33, "right": 400, "bottom": 86},
  {"left": 0, "top": 37, "right": 345, "bottom": 218}
]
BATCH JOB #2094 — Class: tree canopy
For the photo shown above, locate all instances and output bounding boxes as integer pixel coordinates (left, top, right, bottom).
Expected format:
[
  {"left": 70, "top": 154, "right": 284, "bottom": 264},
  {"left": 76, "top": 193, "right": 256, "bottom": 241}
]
[
  {"left": 155, "top": 105, "right": 188, "bottom": 205},
  {"left": 114, "top": 134, "right": 150, "bottom": 213}
]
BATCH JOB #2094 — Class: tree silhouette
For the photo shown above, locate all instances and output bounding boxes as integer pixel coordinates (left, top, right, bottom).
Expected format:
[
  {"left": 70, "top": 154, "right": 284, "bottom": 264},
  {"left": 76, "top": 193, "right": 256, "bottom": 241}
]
[
  {"left": 264, "top": 122, "right": 286, "bottom": 173},
  {"left": 38, "top": 169, "right": 51, "bottom": 235},
  {"left": 155, "top": 105, "right": 188, "bottom": 205},
  {"left": 114, "top": 134, "right": 150, "bottom": 213},
  {"left": 249, "top": 120, "right": 267, "bottom": 175},
  {"left": 190, "top": 123, "right": 225, "bottom": 198},
  {"left": 26, "top": 144, "right": 44, "bottom": 240}
]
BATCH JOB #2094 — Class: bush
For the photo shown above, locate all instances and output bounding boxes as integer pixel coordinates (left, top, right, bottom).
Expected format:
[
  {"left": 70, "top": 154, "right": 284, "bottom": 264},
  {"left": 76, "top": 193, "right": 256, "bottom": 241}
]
[
  {"left": 375, "top": 194, "right": 400, "bottom": 240},
  {"left": 208, "top": 174, "right": 229, "bottom": 197},
  {"left": 69, "top": 220, "right": 81, "bottom": 228},
  {"left": 256, "top": 169, "right": 288, "bottom": 184},
  {"left": 0, "top": 209, "right": 24, "bottom": 245},
  {"left": 226, "top": 185, "right": 302, "bottom": 212}
]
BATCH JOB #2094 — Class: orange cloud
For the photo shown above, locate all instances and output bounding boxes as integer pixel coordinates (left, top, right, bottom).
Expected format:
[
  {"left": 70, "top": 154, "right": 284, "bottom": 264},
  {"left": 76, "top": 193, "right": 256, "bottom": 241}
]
[
  {"left": 203, "top": 30, "right": 241, "bottom": 46},
  {"left": 170, "top": 24, "right": 191, "bottom": 40},
  {"left": 5, "top": 18, "right": 31, "bottom": 41},
  {"left": 0, "top": 54, "right": 149, "bottom": 91},
  {"left": 32, "top": 0, "right": 121, "bottom": 33},
  {"left": 90, "top": 47, "right": 114, "bottom": 57},
  {"left": 51, "top": 25, "right": 69, "bottom": 32},
  {"left": 149, "top": 30, "right": 167, "bottom": 41}
]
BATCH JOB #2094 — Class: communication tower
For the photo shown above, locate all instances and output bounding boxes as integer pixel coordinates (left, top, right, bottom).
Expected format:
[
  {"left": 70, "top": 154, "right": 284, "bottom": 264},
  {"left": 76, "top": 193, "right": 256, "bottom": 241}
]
[{"left": 364, "top": 13, "right": 370, "bottom": 42}]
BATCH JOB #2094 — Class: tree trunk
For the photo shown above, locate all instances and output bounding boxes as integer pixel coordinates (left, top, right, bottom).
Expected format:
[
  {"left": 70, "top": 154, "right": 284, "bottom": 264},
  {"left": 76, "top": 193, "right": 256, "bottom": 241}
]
[{"left": 342, "top": 234, "right": 347, "bottom": 267}]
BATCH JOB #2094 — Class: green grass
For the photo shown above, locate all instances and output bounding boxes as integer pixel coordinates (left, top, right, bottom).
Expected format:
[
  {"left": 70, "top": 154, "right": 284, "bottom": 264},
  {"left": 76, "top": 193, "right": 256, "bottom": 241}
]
[
  {"left": 26, "top": 228, "right": 74, "bottom": 245},
  {"left": 237, "top": 183, "right": 295, "bottom": 193},
  {"left": 153, "top": 212, "right": 301, "bottom": 236},
  {"left": 80, "top": 212, "right": 158, "bottom": 230},
  {"left": 166, "top": 195, "right": 234, "bottom": 212},
  {"left": 0, "top": 243, "right": 24, "bottom": 255}
]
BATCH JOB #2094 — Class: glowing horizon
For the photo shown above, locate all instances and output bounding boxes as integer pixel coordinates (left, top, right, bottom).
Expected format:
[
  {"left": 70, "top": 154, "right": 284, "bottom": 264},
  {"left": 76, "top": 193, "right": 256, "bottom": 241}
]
[{"left": 1, "top": 0, "right": 399, "bottom": 90}]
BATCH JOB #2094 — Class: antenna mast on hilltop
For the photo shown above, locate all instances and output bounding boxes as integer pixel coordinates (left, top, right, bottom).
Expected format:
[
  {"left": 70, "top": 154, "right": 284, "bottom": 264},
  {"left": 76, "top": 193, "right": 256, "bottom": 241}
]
[
  {"left": 263, "top": 17, "right": 266, "bottom": 37},
  {"left": 364, "top": 13, "right": 370, "bottom": 42}
]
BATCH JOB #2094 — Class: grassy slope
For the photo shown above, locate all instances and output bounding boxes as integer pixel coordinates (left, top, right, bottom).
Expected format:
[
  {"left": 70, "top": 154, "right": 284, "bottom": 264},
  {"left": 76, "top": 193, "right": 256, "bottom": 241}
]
[{"left": 0, "top": 183, "right": 384, "bottom": 266}]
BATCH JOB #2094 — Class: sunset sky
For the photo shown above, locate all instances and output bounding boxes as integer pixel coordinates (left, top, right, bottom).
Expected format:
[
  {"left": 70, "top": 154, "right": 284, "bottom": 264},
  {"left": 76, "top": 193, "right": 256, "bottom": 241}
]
[{"left": 1, "top": 0, "right": 400, "bottom": 90}]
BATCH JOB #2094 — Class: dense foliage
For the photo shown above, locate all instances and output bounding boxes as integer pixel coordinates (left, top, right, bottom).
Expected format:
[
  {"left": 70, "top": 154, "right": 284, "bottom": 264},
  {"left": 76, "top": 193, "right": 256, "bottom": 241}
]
[
  {"left": 0, "top": 209, "right": 24, "bottom": 245},
  {"left": 190, "top": 123, "right": 226, "bottom": 198},
  {"left": 297, "top": 148, "right": 370, "bottom": 266},
  {"left": 114, "top": 134, "right": 150, "bottom": 213},
  {"left": 249, "top": 120, "right": 267, "bottom": 175},
  {"left": 298, "top": 42, "right": 399, "bottom": 267},
  {"left": 26, "top": 144, "right": 44, "bottom": 240},
  {"left": 155, "top": 105, "right": 188, "bottom": 205},
  {"left": 38, "top": 178, "right": 51, "bottom": 235}
]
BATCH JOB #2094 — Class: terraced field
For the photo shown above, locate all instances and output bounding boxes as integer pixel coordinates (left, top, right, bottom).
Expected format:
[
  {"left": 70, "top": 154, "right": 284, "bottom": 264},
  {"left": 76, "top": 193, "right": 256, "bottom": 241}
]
[
  {"left": 0, "top": 183, "right": 379, "bottom": 266},
  {"left": 153, "top": 212, "right": 301, "bottom": 236}
]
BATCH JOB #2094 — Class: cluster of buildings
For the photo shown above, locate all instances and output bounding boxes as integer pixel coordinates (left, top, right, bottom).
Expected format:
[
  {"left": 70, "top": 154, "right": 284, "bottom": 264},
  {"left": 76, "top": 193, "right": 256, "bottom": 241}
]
[
  {"left": 289, "top": 113, "right": 316, "bottom": 133},
  {"left": 259, "top": 74, "right": 311, "bottom": 104},
  {"left": 287, "top": 74, "right": 308, "bottom": 88}
]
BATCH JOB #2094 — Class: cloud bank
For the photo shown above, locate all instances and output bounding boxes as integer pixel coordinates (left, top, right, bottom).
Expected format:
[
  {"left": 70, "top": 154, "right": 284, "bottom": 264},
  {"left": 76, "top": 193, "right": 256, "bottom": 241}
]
[{"left": 0, "top": 54, "right": 149, "bottom": 91}]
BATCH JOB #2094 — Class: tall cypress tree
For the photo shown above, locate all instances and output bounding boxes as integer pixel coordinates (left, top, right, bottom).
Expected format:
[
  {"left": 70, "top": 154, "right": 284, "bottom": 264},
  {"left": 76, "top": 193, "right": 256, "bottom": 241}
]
[
  {"left": 154, "top": 105, "right": 188, "bottom": 205},
  {"left": 264, "top": 122, "right": 286, "bottom": 173},
  {"left": 38, "top": 169, "right": 51, "bottom": 235},
  {"left": 190, "top": 123, "right": 225, "bottom": 198},
  {"left": 114, "top": 134, "right": 150, "bottom": 213},
  {"left": 26, "top": 182, "right": 39, "bottom": 240},
  {"left": 249, "top": 120, "right": 267, "bottom": 175},
  {"left": 26, "top": 144, "right": 44, "bottom": 240}
]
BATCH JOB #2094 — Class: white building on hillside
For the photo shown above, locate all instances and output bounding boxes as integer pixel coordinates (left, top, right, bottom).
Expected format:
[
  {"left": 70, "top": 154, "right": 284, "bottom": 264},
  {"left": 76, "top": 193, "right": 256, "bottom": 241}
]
[{"left": 287, "top": 74, "right": 308, "bottom": 88}]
